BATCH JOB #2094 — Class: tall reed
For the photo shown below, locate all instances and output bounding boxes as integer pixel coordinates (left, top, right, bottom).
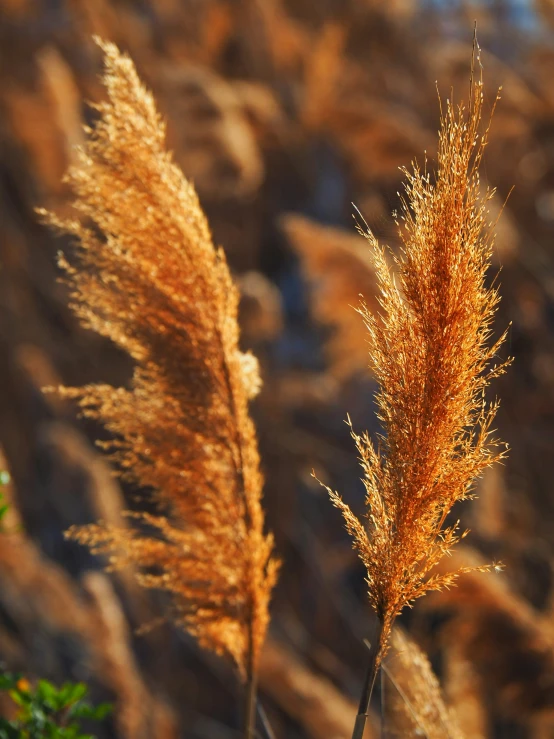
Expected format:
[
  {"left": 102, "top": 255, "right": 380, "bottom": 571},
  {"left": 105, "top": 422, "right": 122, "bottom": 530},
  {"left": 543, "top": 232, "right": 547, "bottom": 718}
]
[
  {"left": 41, "top": 39, "right": 279, "bottom": 739},
  {"left": 317, "top": 50, "right": 509, "bottom": 739}
]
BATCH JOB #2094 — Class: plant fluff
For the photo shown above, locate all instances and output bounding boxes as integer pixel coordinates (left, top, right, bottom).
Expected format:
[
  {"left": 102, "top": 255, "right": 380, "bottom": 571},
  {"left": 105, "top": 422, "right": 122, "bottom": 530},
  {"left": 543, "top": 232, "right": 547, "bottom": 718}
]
[
  {"left": 319, "top": 68, "right": 509, "bottom": 666},
  {"left": 43, "top": 40, "right": 279, "bottom": 685}
]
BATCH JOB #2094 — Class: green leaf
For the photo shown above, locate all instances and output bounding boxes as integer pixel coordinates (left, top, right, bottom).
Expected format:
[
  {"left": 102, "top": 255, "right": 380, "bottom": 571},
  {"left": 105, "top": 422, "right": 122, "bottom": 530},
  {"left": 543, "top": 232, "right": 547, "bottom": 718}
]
[
  {"left": 37, "top": 680, "right": 58, "bottom": 711},
  {"left": 69, "top": 702, "right": 112, "bottom": 721},
  {"left": 0, "top": 673, "right": 18, "bottom": 691},
  {"left": 89, "top": 702, "right": 112, "bottom": 721},
  {"left": 9, "top": 688, "right": 31, "bottom": 708},
  {"left": 59, "top": 682, "right": 88, "bottom": 707},
  {"left": 0, "top": 494, "right": 8, "bottom": 527}
]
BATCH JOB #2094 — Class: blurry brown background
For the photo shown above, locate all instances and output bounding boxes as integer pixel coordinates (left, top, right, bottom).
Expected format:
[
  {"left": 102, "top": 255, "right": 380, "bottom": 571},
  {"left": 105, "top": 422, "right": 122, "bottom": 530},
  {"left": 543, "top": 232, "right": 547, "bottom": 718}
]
[{"left": 1, "top": 1, "right": 554, "bottom": 737}]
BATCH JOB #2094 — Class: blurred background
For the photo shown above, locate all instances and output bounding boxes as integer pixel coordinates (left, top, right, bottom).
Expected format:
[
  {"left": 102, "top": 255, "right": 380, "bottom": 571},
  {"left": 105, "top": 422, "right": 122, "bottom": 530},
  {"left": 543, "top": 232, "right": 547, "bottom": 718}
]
[{"left": 1, "top": 0, "right": 554, "bottom": 737}]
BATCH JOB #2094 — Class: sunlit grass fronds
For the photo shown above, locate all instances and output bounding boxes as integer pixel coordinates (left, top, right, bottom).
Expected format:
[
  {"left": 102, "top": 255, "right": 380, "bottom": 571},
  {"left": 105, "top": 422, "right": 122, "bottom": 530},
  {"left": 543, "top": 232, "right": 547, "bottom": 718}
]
[
  {"left": 40, "top": 39, "right": 278, "bottom": 730},
  {"left": 316, "top": 51, "right": 509, "bottom": 735}
]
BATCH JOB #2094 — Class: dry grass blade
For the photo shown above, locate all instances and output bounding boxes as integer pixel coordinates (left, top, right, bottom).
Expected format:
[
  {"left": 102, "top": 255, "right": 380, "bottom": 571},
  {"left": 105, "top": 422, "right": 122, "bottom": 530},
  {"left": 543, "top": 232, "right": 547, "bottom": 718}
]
[
  {"left": 443, "top": 627, "right": 488, "bottom": 739},
  {"left": 258, "top": 639, "right": 376, "bottom": 739},
  {"left": 315, "top": 44, "right": 510, "bottom": 737},
  {"left": 382, "top": 627, "right": 465, "bottom": 739},
  {"left": 429, "top": 547, "right": 554, "bottom": 726},
  {"left": 39, "top": 38, "right": 279, "bottom": 739},
  {"left": 282, "top": 214, "right": 379, "bottom": 379}
]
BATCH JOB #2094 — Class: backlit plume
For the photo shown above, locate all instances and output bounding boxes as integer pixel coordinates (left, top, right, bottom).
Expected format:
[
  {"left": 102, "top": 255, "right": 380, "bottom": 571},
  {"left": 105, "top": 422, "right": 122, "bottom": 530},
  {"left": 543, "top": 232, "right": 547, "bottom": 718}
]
[
  {"left": 318, "top": 62, "right": 509, "bottom": 665},
  {"left": 43, "top": 39, "right": 279, "bottom": 680}
]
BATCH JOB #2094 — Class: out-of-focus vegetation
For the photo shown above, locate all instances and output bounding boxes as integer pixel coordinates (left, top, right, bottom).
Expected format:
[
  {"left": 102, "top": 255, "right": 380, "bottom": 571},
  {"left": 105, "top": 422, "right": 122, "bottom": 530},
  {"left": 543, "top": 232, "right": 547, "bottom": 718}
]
[
  {"left": 0, "top": 475, "right": 9, "bottom": 532},
  {"left": 0, "top": 485, "right": 111, "bottom": 739},
  {"left": 0, "top": 674, "right": 111, "bottom": 739},
  {"left": 2, "top": 1, "right": 554, "bottom": 738}
]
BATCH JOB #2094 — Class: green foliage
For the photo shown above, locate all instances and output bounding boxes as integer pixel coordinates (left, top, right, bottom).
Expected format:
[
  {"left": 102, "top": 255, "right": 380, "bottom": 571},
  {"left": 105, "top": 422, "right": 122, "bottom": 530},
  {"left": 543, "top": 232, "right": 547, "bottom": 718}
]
[
  {"left": 0, "top": 673, "right": 112, "bottom": 739},
  {"left": 0, "top": 472, "right": 111, "bottom": 738},
  {"left": 0, "top": 496, "right": 7, "bottom": 529},
  {"left": 0, "top": 470, "right": 9, "bottom": 531}
]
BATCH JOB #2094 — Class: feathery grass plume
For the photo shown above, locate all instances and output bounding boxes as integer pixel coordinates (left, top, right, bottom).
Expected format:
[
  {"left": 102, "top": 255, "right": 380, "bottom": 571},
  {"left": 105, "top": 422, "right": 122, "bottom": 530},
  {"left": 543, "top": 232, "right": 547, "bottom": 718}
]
[
  {"left": 40, "top": 38, "right": 279, "bottom": 739},
  {"left": 316, "top": 48, "right": 509, "bottom": 738}
]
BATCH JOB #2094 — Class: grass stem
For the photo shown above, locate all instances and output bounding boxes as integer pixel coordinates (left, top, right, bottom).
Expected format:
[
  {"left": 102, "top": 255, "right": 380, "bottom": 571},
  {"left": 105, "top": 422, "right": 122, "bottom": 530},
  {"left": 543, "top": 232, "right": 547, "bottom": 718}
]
[
  {"left": 352, "top": 619, "right": 383, "bottom": 739},
  {"left": 257, "top": 700, "right": 276, "bottom": 739},
  {"left": 244, "top": 632, "right": 257, "bottom": 739}
]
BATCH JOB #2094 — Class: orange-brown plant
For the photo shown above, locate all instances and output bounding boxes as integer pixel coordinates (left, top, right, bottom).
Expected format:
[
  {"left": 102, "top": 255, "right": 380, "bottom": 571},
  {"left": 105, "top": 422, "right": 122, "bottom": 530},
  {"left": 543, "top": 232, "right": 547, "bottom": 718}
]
[
  {"left": 41, "top": 38, "right": 279, "bottom": 739},
  {"left": 317, "top": 53, "right": 509, "bottom": 739}
]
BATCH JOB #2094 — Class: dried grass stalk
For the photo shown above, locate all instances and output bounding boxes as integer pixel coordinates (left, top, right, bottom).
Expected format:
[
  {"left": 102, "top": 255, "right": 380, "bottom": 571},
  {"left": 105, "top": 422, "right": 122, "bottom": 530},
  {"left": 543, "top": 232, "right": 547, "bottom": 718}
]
[
  {"left": 316, "top": 49, "right": 509, "bottom": 737},
  {"left": 282, "top": 213, "right": 379, "bottom": 379},
  {"left": 382, "top": 627, "right": 465, "bottom": 739},
  {"left": 40, "top": 38, "right": 278, "bottom": 738},
  {"left": 430, "top": 547, "right": 554, "bottom": 725},
  {"left": 258, "top": 638, "right": 375, "bottom": 739},
  {"left": 443, "top": 631, "right": 488, "bottom": 739}
]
